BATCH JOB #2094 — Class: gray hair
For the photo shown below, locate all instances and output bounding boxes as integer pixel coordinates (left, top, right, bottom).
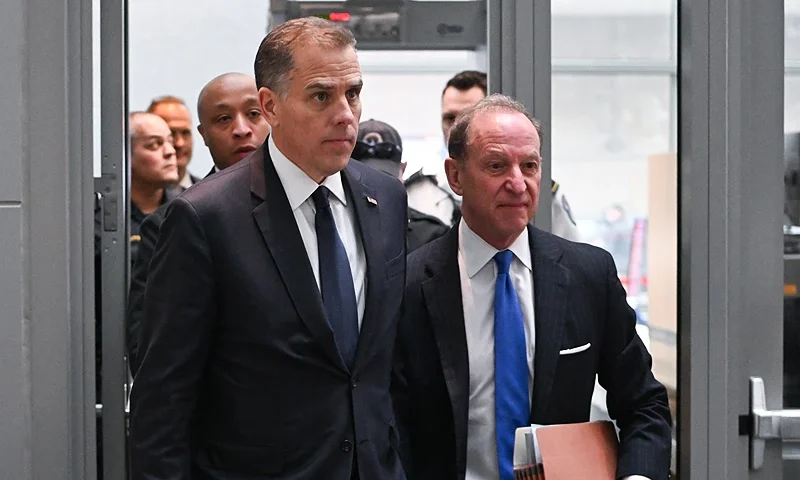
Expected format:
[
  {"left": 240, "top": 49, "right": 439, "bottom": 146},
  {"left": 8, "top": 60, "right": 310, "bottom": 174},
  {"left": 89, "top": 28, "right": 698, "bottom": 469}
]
[
  {"left": 254, "top": 17, "right": 357, "bottom": 97},
  {"left": 447, "top": 93, "right": 543, "bottom": 163}
]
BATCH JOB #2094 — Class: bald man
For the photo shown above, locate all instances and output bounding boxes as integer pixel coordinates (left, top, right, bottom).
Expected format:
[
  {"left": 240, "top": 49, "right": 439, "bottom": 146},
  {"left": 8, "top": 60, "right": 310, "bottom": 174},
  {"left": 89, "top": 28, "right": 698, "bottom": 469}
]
[
  {"left": 197, "top": 72, "right": 271, "bottom": 171},
  {"left": 129, "top": 112, "right": 181, "bottom": 263},
  {"left": 126, "top": 73, "right": 270, "bottom": 373}
]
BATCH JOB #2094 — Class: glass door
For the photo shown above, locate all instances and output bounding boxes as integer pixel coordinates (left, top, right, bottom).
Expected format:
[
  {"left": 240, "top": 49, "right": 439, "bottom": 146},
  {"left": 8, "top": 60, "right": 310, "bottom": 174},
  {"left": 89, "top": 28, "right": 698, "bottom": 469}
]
[{"left": 678, "top": 0, "right": 788, "bottom": 477}]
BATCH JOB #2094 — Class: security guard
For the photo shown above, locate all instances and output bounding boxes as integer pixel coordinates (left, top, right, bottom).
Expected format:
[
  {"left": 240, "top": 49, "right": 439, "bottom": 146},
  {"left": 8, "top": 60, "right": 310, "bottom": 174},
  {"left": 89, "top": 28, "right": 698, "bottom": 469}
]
[
  {"left": 551, "top": 179, "right": 581, "bottom": 241},
  {"left": 127, "top": 112, "right": 182, "bottom": 265},
  {"left": 406, "top": 69, "right": 581, "bottom": 240},
  {"left": 352, "top": 119, "right": 449, "bottom": 252},
  {"left": 404, "top": 168, "right": 461, "bottom": 226}
]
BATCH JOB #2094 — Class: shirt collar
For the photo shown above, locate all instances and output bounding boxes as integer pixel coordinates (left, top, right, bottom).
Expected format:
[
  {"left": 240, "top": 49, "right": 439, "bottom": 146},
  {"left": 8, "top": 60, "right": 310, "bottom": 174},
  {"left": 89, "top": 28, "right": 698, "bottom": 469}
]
[
  {"left": 178, "top": 171, "right": 193, "bottom": 189},
  {"left": 268, "top": 135, "right": 347, "bottom": 211},
  {"left": 458, "top": 219, "right": 532, "bottom": 278}
]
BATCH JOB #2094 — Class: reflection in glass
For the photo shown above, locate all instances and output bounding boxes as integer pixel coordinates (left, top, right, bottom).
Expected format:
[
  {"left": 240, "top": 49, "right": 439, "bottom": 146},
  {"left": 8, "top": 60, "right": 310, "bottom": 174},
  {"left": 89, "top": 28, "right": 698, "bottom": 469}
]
[{"left": 786, "top": 3, "right": 800, "bottom": 477}]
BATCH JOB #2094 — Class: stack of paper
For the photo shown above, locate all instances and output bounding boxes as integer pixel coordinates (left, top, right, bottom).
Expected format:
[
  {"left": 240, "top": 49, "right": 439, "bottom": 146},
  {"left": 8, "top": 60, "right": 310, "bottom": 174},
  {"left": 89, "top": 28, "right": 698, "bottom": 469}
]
[{"left": 512, "top": 423, "right": 543, "bottom": 479}]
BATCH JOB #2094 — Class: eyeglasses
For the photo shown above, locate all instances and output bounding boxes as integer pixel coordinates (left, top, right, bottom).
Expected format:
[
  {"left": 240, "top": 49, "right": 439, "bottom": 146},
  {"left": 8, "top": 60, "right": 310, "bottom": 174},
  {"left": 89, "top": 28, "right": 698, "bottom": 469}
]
[{"left": 352, "top": 141, "right": 402, "bottom": 162}]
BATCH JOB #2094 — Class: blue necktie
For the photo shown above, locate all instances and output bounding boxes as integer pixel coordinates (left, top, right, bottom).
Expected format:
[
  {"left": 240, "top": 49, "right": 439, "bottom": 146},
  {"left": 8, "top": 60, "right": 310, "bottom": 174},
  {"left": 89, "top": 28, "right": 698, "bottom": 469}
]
[
  {"left": 312, "top": 186, "right": 359, "bottom": 369},
  {"left": 493, "top": 250, "right": 530, "bottom": 480}
]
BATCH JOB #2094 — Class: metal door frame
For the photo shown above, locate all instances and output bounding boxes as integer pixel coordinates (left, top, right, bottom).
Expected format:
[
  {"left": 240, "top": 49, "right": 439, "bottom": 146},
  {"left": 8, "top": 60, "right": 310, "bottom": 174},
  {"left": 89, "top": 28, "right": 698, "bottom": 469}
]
[
  {"left": 96, "top": 0, "right": 129, "bottom": 477},
  {"left": 678, "top": 0, "right": 785, "bottom": 478},
  {"left": 487, "top": 0, "right": 553, "bottom": 231}
]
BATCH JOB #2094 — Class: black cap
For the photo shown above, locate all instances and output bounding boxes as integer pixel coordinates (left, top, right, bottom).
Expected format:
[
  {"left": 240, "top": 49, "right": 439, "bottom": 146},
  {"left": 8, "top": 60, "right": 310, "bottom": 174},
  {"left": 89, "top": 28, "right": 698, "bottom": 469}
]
[{"left": 354, "top": 119, "right": 404, "bottom": 177}]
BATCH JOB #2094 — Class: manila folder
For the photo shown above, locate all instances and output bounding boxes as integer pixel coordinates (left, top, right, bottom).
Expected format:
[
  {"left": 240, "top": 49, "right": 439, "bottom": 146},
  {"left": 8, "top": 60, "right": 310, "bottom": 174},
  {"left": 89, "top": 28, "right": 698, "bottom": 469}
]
[{"left": 535, "top": 421, "right": 618, "bottom": 480}]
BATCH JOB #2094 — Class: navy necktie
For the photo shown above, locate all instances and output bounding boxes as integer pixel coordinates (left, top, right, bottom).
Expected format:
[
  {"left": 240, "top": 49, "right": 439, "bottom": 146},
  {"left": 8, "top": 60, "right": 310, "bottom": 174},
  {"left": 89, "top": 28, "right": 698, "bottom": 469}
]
[
  {"left": 493, "top": 250, "right": 530, "bottom": 480},
  {"left": 311, "top": 186, "right": 359, "bottom": 369}
]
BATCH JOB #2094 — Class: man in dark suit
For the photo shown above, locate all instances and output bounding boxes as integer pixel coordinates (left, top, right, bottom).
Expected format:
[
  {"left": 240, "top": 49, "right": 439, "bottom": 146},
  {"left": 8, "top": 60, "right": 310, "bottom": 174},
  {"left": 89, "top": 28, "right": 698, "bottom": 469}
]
[
  {"left": 129, "top": 17, "right": 408, "bottom": 480},
  {"left": 391, "top": 94, "right": 671, "bottom": 480},
  {"left": 126, "top": 72, "right": 270, "bottom": 373}
]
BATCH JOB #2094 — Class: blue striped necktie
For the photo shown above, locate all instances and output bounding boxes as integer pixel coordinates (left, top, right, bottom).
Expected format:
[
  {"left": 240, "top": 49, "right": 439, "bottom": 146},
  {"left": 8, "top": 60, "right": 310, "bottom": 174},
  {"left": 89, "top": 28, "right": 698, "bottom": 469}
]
[{"left": 493, "top": 249, "right": 530, "bottom": 480}]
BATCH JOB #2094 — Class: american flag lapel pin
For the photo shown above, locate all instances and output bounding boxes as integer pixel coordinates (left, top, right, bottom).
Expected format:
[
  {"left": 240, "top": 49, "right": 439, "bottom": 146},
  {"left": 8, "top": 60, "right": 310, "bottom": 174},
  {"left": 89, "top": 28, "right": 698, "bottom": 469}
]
[{"left": 366, "top": 195, "right": 378, "bottom": 206}]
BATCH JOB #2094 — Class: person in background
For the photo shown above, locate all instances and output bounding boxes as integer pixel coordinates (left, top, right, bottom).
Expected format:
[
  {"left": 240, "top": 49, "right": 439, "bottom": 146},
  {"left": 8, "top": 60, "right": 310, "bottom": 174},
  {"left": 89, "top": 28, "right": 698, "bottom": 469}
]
[
  {"left": 93, "top": 111, "right": 180, "bottom": 480},
  {"left": 126, "top": 72, "right": 270, "bottom": 373},
  {"left": 148, "top": 95, "right": 199, "bottom": 189},
  {"left": 128, "top": 112, "right": 181, "bottom": 265},
  {"left": 392, "top": 94, "right": 671, "bottom": 480},
  {"left": 407, "top": 70, "right": 582, "bottom": 241},
  {"left": 352, "top": 119, "right": 448, "bottom": 253}
]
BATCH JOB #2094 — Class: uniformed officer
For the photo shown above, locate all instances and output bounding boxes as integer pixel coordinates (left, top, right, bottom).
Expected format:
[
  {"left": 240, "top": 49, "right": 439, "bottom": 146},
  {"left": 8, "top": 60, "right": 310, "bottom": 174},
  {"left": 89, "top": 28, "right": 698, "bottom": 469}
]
[
  {"left": 551, "top": 179, "right": 580, "bottom": 241},
  {"left": 352, "top": 119, "right": 449, "bottom": 252},
  {"left": 407, "top": 70, "right": 581, "bottom": 240},
  {"left": 127, "top": 112, "right": 182, "bottom": 265}
]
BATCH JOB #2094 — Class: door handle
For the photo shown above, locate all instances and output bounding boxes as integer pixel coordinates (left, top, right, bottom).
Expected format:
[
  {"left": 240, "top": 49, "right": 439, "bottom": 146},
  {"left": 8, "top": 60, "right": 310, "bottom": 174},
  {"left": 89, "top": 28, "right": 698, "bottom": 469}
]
[{"left": 749, "top": 376, "right": 800, "bottom": 469}]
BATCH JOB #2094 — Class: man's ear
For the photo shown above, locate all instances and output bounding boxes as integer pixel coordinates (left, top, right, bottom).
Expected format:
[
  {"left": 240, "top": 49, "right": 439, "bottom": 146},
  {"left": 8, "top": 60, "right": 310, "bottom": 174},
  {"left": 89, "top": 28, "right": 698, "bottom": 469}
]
[
  {"left": 259, "top": 87, "right": 279, "bottom": 127},
  {"left": 197, "top": 124, "right": 209, "bottom": 147},
  {"left": 444, "top": 157, "right": 463, "bottom": 196}
]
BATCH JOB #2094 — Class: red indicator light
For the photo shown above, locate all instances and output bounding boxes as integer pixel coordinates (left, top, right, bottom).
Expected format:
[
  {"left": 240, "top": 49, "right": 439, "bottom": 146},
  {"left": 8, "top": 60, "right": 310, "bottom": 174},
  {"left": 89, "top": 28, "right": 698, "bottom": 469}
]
[{"left": 329, "top": 12, "right": 351, "bottom": 22}]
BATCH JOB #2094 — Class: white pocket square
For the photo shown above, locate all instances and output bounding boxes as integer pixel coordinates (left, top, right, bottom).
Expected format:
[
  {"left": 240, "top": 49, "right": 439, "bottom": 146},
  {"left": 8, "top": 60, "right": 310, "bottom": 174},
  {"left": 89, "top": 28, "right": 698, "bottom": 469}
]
[{"left": 559, "top": 342, "right": 591, "bottom": 355}]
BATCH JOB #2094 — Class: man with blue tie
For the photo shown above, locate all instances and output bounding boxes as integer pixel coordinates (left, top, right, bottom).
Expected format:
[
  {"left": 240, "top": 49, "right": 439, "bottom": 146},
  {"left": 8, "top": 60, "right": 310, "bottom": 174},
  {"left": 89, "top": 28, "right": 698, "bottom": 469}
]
[
  {"left": 130, "top": 17, "right": 408, "bottom": 480},
  {"left": 391, "top": 94, "right": 671, "bottom": 480}
]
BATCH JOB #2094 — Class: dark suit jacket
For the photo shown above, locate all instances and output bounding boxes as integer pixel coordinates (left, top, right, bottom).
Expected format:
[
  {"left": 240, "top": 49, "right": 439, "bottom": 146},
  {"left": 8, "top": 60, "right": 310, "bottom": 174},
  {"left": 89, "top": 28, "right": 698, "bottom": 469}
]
[
  {"left": 130, "top": 146, "right": 408, "bottom": 480},
  {"left": 127, "top": 166, "right": 217, "bottom": 373},
  {"left": 391, "top": 226, "right": 672, "bottom": 480}
]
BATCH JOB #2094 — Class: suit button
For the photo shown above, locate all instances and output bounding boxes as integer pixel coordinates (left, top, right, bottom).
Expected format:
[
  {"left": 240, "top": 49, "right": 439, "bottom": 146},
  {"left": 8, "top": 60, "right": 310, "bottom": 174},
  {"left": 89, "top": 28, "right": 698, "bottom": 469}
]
[
  {"left": 341, "top": 440, "right": 353, "bottom": 452},
  {"left": 351, "top": 375, "right": 359, "bottom": 388}
]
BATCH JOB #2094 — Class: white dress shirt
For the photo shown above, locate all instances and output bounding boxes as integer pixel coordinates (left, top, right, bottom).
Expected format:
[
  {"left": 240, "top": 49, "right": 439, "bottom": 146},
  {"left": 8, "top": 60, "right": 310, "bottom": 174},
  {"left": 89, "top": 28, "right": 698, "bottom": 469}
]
[
  {"left": 268, "top": 135, "right": 367, "bottom": 328},
  {"left": 457, "top": 219, "right": 650, "bottom": 480},
  {"left": 458, "top": 219, "right": 535, "bottom": 480}
]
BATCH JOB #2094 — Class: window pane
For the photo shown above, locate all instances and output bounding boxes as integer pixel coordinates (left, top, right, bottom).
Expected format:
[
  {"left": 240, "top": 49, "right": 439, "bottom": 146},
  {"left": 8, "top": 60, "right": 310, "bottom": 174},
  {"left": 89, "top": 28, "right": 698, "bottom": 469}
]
[
  {"left": 551, "top": 73, "right": 676, "bottom": 475},
  {"left": 552, "top": 75, "right": 672, "bottom": 221},
  {"left": 787, "top": 75, "right": 800, "bottom": 132},
  {"left": 788, "top": 1, "right": 800, "bottom": 63},
  {"left": 552, "top": 0, "right": 674, "bottom": 62}
]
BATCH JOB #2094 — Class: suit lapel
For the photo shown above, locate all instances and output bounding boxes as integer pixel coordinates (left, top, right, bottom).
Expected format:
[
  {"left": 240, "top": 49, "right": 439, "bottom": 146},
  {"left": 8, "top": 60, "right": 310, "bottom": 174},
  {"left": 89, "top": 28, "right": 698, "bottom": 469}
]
[
  {"left": 421, "top": 228, "right": 471, "bottom": 470},
  {"left": 528, "top": 227, "right": 570, "bottom": 423},
  {"left": 250, "top": 145, "right": 348, "bottom": 373},
  {"left": 343, "top": 164, "right": 385, "bottom": 372}
]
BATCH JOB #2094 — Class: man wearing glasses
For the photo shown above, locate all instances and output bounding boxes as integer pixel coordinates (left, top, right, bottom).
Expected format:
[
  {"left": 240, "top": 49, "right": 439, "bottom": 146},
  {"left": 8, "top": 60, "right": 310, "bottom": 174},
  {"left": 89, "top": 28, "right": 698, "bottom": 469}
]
[{"left": 352, "top": 119, "right": 448, "bottom": 252}]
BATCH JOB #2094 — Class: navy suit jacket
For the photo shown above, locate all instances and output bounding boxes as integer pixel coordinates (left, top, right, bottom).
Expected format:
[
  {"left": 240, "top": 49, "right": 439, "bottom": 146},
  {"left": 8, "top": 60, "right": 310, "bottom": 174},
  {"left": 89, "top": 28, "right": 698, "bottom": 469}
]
[
  {"left": 391, "top": 226, "right": 672, "bottom": 480},
  {"left": 127, "top": 166, "right": 217, "bottom": 373},
  {"left": 130, "top": 144, "right": 408, "bottom": 480}
]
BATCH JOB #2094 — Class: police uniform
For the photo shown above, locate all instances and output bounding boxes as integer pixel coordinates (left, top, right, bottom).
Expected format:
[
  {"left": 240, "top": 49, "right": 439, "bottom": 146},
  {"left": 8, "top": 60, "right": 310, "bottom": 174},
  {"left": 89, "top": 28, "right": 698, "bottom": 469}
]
[
  {"left": 407, "top": 207, "right": 449, "bottom": 253},
  {"left": 550, "top": 180, "right": 581, "bottom": 241},
  {"left": 353, "top": 119, "right": 451, "bottom": 253},
  {"left": 128, "top": 186, "right": 181, "bottom": 267},
  {"left": 404, "top": 169, "right": 461, "bottom": 226}
]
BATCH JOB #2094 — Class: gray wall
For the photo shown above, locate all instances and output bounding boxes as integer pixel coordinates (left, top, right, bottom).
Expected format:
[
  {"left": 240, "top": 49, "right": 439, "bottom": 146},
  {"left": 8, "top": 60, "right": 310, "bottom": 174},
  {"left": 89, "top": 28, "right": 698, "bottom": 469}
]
[{"left": 0, "top": 0, "right": 95, "bottom": 477}]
